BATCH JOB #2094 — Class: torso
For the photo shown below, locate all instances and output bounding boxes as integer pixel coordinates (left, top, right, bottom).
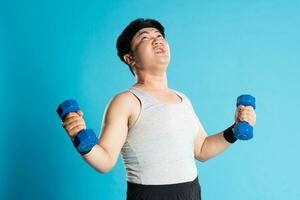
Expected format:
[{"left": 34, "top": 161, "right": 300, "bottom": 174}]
[
  {"left": 126, "top": 86, "right": 183, "bottom": 129},
  {"left": 121, "top": 85, "right": 200, "bottom": 185}
]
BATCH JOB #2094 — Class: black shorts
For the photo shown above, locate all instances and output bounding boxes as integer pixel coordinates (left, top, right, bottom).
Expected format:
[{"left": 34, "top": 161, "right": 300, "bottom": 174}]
[{"left": 126, "top": 176, "right": 201, "bottom": 200}]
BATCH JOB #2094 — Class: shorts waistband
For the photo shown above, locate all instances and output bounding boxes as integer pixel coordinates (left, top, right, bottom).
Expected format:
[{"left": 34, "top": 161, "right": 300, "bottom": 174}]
[{"left": 127, "top": 176, "right": 200, "bottom": 193}]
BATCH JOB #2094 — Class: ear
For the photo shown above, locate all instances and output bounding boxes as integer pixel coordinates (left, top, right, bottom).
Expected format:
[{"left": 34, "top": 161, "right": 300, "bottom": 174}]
[{"left": 123, "top": 54, "right": 135, "bottom": 66}]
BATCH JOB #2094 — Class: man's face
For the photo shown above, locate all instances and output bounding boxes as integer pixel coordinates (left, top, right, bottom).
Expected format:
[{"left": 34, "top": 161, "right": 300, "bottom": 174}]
[{"left": 129, "top": 27, "right": 170, "bottom": 71}]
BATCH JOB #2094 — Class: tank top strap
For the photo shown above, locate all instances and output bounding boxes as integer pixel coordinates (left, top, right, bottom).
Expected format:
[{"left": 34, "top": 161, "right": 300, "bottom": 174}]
[
  {"left": 170, "top": 89, "right": 194, "bottom": 111},
  {"left": 127, "top": 87, "right": 157, "bottom": 111}
]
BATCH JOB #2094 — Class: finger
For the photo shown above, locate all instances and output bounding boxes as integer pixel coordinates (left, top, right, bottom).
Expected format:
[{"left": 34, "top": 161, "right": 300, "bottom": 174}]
[
  {"left": 238, "top": 111, "right": 249, "bottom": 121},
  {"left": 234, "top": 108, "right": 239, "bottom": 122},
  {"left": 65, "top": 119, "right": 85, "bottom": 131},
  {"left": 249, "top": 118, "right": 256, "bottom": 126},
  {"left": 239, "top": 114, "right": 256, "bottom": 126},
  {"left": 62, "top": 116, "right": 81, "bottom": 127},
  {"left": 249, "top": 114, "right": 256, "bottom": 125},
  {"left": 64, "top": 112, "right": 79, "bottom": 119},
  {"left": 238, "top": 115, "right": 245, "bottom": 121},
  {"left": 65, "top": 113, "right": 83, "bottom": 121},
  {"left": 238, "top": 105, "right": 245, "bottom": 110},
  {"left": 238, "top": 110, "right": 247, "bottom": 118},
  {"left": 246, "top": 117, "right": 255, "bottom": 126},
  {"left": 244, "top": 106, "right": 254, "bottom": 112},
  {"left": 77, "top": 110, "right": 84, "bottom": 116},
  {"left": 241, "top": 109, "right": 255, "bottom": 119},
  {"left": 69, "top": 124, "right": 86, "bottom": 136},
  {"left": 64, "top": 118, "right": 84, "bottom": 130},
  {"left": 239, "top": 115, "right": 249, "bottom": 123}
]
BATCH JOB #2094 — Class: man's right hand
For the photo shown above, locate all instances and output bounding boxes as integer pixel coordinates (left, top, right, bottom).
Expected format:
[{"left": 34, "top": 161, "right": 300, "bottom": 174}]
[{"left": 61, "top": 111, "right": 86, "bottom": 141}]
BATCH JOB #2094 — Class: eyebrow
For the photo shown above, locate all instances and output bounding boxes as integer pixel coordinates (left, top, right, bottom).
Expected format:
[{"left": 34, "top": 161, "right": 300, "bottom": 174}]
[{"left": 136, "top": 30, "right": 161, "bottom": 38}]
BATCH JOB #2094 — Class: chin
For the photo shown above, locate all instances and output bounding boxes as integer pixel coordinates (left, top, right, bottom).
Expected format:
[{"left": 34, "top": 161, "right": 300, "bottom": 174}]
[
  {"left": 154, "top": 58, "right": 169, "bottom": 65},
  {"left": 156, "top": 54, "right": 170, "bottom": 63},
  {"left": 160, "top": 59, "right": 170, "bottom": 66}
]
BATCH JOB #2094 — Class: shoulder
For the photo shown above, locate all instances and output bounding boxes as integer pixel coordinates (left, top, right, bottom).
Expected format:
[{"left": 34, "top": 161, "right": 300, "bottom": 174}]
[
  {"left": 105, "top": 89, "right": 139, "bottom": 116},
  {"left": 111, "top": 90, "right": 136, "bottom": 102}
]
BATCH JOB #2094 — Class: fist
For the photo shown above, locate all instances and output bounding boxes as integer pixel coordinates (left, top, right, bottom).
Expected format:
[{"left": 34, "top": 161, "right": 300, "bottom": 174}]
[
  {"left": 235, "top": 105, "right": 256, "bottom": 126},
  {"left": 62, "top": 111, "right": 86, "bottom": 140}
]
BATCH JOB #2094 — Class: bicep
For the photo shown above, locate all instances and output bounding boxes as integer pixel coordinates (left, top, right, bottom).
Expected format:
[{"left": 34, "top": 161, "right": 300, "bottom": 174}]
[
  {"left": 184, "top": 97, "right": 208, "bottom": 159},
  {"left": 98, "top": 94, "right": 131, "bottom": 168},
  {"left": 193, "top": 117, "right": 208, "bottom": 160}
]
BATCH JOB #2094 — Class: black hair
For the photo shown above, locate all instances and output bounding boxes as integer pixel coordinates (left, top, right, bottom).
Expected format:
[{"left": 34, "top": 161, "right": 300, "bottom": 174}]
[{"left": 116, "top": 18, "right": 165, "bottom": 76}]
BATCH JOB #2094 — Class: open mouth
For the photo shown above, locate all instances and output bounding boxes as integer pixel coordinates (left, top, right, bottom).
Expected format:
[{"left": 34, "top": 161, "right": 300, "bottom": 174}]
[{"left": 154, "top": 47, "right": 165, "bottom": 53}]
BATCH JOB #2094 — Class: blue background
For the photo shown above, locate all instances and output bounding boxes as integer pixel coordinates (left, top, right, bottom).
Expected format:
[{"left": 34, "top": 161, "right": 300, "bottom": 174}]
[{"left": 1, "top": 0, "right": 299, "bottom": 199}]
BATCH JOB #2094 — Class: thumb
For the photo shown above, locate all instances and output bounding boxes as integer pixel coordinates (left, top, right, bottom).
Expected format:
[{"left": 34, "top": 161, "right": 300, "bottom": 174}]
[
  {"left": 77, "top": 110, "right": 84, "bottom": 116},
  {"left": 238, "top": 105, "right": 245, "bottom": 109}
]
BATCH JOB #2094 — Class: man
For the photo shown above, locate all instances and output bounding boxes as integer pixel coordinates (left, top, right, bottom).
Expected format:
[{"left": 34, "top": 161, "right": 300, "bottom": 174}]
[{"left": 61, "top": 18, "right": 256, "bottom": 200}]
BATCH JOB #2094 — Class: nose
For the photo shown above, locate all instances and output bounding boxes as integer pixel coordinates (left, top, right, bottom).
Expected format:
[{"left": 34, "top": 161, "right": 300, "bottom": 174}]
[{"left": 153, "top": 38, "right": 162, "bottom": 46}]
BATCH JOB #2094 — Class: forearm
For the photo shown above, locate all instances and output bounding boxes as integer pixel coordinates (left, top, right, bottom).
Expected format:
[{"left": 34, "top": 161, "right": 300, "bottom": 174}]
[
  {"left": 81, "top": 144, "right": 113, "bottom": 174},
  {"left": 198, "top": 131, "right": 232, "bottom": 162}
]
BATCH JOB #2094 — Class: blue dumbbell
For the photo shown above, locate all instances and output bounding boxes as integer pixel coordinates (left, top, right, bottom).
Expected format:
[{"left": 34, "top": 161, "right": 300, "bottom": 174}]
[
  {"left": 56, "top": 99, "right": 98, "bottom": 154},
  {"left": 234, "top": 95, "right": 256, "bottom": 140}
]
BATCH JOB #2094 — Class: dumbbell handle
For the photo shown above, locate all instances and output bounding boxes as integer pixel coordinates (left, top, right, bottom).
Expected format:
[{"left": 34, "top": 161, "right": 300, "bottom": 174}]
[
  {"left": 234, "top": 95, "right": 256, "bottom": 140},
  {"left": 56, "top": 99, "right": 85, "bottom": 141},
  {"left": 57, "top": 99, "right": 97, "bottom": 154}
]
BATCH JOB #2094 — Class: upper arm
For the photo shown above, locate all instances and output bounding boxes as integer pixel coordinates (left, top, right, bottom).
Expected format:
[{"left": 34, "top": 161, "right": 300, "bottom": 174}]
[
  {"left": 194, "top": 119, "right": 208, "bottom": 161},
  {"left": 184, "top": 96, "right": 208, "bottom": 161},
  {"left": 97, "top": 92, "right": 133, "bottom": 169}
]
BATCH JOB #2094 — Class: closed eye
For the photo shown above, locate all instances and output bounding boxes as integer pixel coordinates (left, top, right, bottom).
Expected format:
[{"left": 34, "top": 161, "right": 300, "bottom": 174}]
[{"left": 139, "top": 33, "right": 163, "bottom": 42}]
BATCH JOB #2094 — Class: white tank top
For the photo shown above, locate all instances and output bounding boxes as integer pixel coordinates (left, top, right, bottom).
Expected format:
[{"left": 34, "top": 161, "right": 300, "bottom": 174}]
[{"left": 121, "top": 87, "right": 200, "bottom": 185}]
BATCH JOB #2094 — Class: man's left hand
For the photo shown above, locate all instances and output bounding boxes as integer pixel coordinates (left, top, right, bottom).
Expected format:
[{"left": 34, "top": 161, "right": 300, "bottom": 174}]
[{"left": 235, "top": 105, "right": 256, "bottom": 126}]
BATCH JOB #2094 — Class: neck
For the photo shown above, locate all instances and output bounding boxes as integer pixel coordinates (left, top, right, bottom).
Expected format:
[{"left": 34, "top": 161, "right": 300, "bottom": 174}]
[{"left": 134, "top": 70, "right": 168, "bottom": 91}]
